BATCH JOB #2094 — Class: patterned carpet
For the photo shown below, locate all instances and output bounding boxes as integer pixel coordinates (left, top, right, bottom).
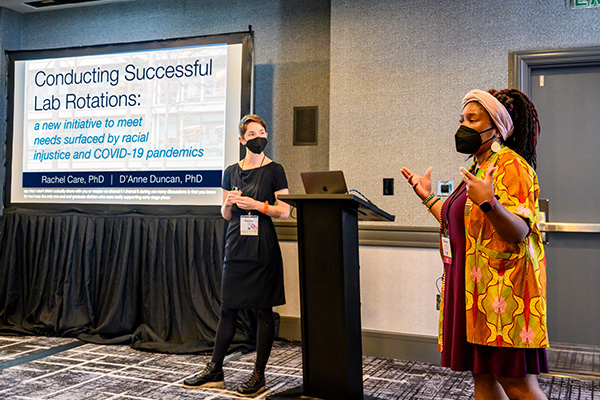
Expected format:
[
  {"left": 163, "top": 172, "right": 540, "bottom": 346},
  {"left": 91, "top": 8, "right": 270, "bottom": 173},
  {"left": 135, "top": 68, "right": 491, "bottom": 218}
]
[
  {"left": 547, "top": 342, "right": 600, "bottom": 380},
  {"left": 0, "top": 336, "right": 598, "bottom": 399}
]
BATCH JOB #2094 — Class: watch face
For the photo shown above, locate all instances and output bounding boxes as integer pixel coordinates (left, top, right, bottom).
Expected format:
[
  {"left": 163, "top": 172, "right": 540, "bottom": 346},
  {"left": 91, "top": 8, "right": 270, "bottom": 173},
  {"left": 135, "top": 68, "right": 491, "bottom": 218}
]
[{"left": 480, "top": 201, "right": 493, "bottom": 213}]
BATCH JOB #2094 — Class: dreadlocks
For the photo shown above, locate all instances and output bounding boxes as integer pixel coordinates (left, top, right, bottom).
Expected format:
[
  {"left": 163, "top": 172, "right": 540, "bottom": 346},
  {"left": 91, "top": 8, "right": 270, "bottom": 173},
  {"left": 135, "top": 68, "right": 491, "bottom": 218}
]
[{"left": 487, "top": 89, "right": 541, "bottom": 170}]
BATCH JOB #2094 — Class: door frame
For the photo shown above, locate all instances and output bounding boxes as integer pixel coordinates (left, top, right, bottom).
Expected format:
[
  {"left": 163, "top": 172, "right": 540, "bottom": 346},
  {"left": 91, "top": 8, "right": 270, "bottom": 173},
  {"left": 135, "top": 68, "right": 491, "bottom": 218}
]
[
  {"left": 512, "top": 46, "right": 600, "bottom": 94},
  {"left": 511, "top": 46, "right": 600, "bottom": 350},
  {"left": 512, "top": 46, "right": 600, "bottom": 234}
]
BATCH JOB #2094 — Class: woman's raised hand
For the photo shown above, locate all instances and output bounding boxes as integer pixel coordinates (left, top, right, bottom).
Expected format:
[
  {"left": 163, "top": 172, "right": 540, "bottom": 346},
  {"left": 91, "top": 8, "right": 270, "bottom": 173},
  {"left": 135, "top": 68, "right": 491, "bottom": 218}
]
[
  {"left": 401, "top": 167, "right": 433, "bottom": 201},
  {"left": 460, "top": 164, "right": 496, "bottom": 205}
]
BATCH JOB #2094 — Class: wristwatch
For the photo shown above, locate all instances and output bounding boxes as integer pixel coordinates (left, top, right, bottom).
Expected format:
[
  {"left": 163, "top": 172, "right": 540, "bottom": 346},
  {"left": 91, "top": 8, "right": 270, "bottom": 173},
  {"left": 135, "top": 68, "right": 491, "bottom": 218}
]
[{"left": 479, "top": 196, "right": 498, "bottom": 213}]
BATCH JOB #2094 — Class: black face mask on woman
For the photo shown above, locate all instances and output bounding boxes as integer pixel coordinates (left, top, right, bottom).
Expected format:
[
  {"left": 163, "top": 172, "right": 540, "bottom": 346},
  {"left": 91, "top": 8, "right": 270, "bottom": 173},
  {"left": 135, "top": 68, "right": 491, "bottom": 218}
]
[
  {"left": 454, "top": 125, "right": 495, "bottom": 154},
  {"left": 245, "top": 137, "right": 268, "bottom": 154}
]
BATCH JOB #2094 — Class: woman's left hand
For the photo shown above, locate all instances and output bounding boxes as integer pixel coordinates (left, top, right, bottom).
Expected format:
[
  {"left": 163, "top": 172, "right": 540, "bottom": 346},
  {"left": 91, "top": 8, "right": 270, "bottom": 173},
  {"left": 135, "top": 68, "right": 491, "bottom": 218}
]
[
  {"left": 460, "top": 164, "right": 497, "bottom": 205},
  {"left": 235, "top": 196, "right": 262, "bottom": 211}
]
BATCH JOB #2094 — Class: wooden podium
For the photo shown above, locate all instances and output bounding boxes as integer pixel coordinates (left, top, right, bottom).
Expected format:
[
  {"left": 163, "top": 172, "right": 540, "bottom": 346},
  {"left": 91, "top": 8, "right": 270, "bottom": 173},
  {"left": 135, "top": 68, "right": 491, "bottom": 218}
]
[{"left": 269, "top": 194, "right": 394, "bottom": 400}]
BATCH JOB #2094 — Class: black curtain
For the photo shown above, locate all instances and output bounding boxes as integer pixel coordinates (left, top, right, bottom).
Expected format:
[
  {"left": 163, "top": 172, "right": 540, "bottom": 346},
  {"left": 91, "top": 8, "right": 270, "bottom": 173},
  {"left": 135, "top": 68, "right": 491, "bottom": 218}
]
[{"left": 0, "top": 208, "right": 256, "bottom": 354}]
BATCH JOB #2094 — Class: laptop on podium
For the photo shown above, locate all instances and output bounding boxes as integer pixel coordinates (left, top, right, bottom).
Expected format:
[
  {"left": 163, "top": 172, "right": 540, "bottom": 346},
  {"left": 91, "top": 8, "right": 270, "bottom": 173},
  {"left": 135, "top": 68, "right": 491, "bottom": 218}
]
[{"left": 300, "top": 170, "right": 348, "bottom": 194}]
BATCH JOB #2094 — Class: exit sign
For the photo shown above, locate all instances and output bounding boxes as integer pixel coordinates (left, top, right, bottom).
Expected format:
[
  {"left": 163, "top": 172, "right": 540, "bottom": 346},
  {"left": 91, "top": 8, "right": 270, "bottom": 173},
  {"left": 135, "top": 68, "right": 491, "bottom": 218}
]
[{"left": 570, "top": 0, "right": 600, "bottom": 8}]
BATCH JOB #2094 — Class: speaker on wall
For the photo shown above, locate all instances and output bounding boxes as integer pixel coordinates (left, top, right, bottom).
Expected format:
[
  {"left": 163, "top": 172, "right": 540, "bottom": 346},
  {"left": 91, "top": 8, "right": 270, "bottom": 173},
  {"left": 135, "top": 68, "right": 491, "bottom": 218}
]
[{"left": 293, "top": 106, "right": 318, "bottom": 145}]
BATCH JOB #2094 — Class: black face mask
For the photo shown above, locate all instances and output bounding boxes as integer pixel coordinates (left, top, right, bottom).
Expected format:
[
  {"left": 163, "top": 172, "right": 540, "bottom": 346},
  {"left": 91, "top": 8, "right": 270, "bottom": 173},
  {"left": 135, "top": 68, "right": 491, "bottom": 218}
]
[
  {"left": 245, "top": 137, "right": 268, "bottom": 154},
  {"left": 454, "top": 125, "right": 495, "bottom": 154}
]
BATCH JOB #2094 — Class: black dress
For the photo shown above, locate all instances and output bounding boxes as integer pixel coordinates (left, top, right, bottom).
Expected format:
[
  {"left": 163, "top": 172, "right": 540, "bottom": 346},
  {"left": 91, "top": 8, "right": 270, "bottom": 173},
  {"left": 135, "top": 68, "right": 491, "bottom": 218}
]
[{"left": 220, "top": 161, "right": 288, "bottom": 309}]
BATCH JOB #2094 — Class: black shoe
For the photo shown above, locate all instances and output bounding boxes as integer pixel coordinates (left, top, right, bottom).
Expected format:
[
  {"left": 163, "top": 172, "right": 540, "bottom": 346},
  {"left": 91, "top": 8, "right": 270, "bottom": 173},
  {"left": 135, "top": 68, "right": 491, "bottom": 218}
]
[
  {"left": 183, "top": 362, "right": 225, "bottom": 389},
  {"left": 236, "top": 369, "right": 266, "bottom": 397}
]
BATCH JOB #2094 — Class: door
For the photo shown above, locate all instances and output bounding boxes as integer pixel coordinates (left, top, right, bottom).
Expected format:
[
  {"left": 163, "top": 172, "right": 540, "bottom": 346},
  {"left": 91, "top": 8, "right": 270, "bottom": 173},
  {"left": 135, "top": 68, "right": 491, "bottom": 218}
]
[{"left": 519, "top": 52, "right": 600, "bottom": 351}]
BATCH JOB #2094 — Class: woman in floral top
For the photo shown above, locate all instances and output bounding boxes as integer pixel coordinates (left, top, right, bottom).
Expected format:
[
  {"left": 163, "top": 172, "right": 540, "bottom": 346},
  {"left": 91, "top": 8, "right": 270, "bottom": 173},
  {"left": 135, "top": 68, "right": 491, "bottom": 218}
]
[{"left": 401, "top": 89, "right": 548, "bottom": 400}]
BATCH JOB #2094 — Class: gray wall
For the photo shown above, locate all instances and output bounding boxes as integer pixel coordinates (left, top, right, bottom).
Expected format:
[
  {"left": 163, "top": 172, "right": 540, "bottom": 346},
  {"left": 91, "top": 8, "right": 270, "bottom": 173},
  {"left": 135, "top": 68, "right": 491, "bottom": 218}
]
[
  {"left": 0, "top": 0, "right": 330, "bottom": 201},
  {"left": 330, "top": 0, "right": 600, "bottom": 226},
  {"left": 2, "top": 0, "right": 600, "bottom": 221},
  {"left": 0, "top": 8, "right": 23, "bottom": 208}
]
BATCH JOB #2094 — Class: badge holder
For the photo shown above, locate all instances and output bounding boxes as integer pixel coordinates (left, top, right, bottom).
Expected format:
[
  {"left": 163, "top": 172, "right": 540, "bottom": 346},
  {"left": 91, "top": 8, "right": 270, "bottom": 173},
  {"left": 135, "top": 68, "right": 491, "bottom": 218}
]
[
  {"left": 441, "top": 235, "right": 452, "bottom": 264},
  {"left": 241, "top": 213, "right": 259, "bottom": 236}
]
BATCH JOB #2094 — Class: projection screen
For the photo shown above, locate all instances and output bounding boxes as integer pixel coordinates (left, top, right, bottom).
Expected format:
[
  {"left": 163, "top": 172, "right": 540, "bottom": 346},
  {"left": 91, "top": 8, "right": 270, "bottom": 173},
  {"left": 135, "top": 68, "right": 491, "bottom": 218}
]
[{"left": 5, "top": 31, "right": 252, "bottom": 209}]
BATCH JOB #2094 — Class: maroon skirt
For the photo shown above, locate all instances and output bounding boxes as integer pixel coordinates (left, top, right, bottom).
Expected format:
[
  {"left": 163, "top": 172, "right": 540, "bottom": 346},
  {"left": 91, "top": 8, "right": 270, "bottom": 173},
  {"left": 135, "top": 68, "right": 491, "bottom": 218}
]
[{"left": 440, "top": 184, "right": 548, "bottom": 378}]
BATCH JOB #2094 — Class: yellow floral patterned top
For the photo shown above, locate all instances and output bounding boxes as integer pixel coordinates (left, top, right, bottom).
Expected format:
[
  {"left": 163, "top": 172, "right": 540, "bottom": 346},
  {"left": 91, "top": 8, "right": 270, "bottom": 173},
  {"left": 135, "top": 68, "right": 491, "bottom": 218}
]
[{"left": 440, "top": 146, "right": 548, "bottom": 350}]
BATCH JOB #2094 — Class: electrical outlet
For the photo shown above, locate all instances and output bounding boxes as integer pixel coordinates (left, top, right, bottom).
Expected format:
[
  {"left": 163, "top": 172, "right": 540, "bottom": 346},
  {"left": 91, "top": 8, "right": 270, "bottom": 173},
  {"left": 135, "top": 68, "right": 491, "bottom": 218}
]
[
  {"left": 436, "top": 294, "right": 441, "bottom": 310},
  {"left": 437, "top": 180, "right": 453, "bottom": 196},
  {"left": 383, "top": 178, "right": 394, "bottom": 195}
]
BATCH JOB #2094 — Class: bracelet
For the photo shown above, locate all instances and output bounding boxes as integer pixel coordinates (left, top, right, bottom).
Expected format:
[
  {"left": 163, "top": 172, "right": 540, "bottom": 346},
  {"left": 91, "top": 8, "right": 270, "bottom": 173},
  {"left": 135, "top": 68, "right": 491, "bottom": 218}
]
[
  {"left": 261, "top": 201, "right": 269, "bottom": 214},
  {"left": 427, "top": 197, "right": 441, "bottom": 211},
  {"left": 422, "top": 193, "right": 435, "bottom": 204}
]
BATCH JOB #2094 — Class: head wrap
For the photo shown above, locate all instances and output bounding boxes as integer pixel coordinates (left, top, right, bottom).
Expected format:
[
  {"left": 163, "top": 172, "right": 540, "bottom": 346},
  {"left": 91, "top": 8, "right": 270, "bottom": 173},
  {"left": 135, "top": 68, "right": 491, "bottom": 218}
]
[{"left": 462, "top": 89, "right": 514, "bottom": 140}]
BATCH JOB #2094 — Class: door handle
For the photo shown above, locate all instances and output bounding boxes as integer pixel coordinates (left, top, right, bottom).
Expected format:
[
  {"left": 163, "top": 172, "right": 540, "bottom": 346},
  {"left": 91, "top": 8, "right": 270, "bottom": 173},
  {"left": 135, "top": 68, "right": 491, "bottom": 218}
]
[
  {"left": 537, "top": 198, "right": 600, "bottom": 243},
  {"left": 539, "top": 222, "right": 600, "bottom": 233}
]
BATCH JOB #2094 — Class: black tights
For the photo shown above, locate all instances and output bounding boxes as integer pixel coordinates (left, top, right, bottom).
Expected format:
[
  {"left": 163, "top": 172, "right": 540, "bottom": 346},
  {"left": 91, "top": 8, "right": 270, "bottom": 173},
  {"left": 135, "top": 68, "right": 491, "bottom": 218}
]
[{"left": 211, "top": 306, "right": 274, "bottom": 374}]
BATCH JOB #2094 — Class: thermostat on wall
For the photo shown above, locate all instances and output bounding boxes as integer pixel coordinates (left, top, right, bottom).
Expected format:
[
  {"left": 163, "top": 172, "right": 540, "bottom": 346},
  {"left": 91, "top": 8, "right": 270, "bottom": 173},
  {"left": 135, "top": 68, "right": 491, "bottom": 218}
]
[{"left": 437, "top": 180, "right": 453, "bottom": 196}]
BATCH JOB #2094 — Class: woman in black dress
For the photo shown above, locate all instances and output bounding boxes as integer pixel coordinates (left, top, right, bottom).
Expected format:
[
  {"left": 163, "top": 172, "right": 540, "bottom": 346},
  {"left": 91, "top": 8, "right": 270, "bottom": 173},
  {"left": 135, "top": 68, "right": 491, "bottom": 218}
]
[{"left": 183, "top": 115, "right": 290, "bottom": 397}]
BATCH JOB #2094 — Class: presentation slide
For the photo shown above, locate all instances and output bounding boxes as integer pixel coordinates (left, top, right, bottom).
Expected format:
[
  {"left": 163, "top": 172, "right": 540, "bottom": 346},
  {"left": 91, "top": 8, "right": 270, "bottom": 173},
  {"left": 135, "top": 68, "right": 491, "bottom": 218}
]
[{"left": 8, "top": 36, "right": 249, "bottom": 207}]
